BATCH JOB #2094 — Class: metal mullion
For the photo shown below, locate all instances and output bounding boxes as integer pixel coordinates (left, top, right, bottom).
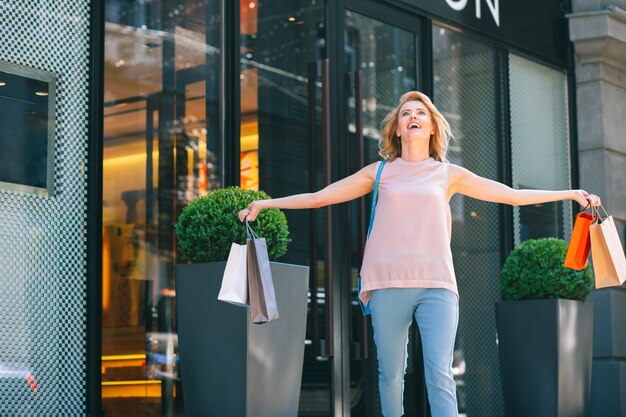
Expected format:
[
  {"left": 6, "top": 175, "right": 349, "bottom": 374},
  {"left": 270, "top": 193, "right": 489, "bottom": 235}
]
[
  {"left": 321, "top": 59, "right": 334, "bottom": 361},
  {"left": 497, "top": 49, "right": 514, "bottom": 261},
  {"left": 565, "top": 4, "right": 580, "bottom": 225},
  {"left": 327, "top": 3, "right": 353, "bottom": 415},
  {"left": 421, "top": 18, "right": 433, "bottom": 97},
  {"left": 352, "top": 69, "right": 369, "bottom": 361},
  {"left": 86, "top": 0, "right": 104, "bottom": 414},
  {"left": 220, "top": 0, "right": 240, "bottom": 188},
  {"left": 307, "top": 62, "right": 320, "bottom": 358}
]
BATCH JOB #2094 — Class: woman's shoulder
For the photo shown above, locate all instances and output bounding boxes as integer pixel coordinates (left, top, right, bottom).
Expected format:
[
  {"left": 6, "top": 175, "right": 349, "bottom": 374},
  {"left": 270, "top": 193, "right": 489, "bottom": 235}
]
[
  {"left": 357, "top": 160, "right": 383, "bottom": 181},
  {"left": 446, "top": 163, "right": 475, "bottom": 183},
  {"left": 368, "top": 160, "right": 387, "bottom": 171},
  {"left": 445, "top": 162, "right": 469, "bottom": 173}
]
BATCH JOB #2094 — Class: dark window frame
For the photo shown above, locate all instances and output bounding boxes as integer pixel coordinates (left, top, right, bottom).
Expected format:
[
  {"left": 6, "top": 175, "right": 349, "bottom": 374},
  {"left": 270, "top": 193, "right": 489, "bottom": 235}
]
[{"left": 87, "top": 0, "right": 104, "bottom": 415}]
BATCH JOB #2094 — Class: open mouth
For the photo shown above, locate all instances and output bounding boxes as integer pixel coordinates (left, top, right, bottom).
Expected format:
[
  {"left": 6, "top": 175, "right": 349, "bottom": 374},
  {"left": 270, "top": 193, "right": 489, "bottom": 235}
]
[{"left": 408, "top": 122, "right": 420, "bottom": 129}]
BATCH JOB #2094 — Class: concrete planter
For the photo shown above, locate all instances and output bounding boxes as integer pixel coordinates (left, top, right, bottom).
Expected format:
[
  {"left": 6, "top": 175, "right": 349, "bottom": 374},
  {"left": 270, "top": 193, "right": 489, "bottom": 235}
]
[
  {"left": 176, "top": 261, "right": 309, "bottom": 417},
  {"left": 495, "top": 298, "right": 593, "bottom": 417}
]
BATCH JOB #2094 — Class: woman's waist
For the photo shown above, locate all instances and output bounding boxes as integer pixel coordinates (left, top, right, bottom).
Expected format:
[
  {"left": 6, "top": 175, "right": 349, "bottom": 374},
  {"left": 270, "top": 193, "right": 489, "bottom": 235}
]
[
  {"left": 360, "top": 255, "right": 455, "bottom": 275},
  {"left": 363, "top": 240, "right": 452, "bottom": 258}
]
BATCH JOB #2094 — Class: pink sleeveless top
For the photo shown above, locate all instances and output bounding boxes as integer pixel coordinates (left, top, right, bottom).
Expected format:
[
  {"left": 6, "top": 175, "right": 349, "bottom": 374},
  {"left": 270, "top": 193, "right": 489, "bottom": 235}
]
[{"left": 359, "top": 157, "right": 458, "bottom": 305}]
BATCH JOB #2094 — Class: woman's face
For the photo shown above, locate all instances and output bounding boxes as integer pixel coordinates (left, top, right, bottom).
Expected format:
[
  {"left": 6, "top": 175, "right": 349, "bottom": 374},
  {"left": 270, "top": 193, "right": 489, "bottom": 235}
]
[{"left": 395, "top": 100, "right": 434, "bottom": 141}]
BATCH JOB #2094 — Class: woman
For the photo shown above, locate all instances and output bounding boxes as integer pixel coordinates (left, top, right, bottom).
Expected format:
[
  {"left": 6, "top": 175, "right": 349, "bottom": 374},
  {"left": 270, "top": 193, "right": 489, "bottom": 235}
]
[{"left": 238, "top": 91, "right": 600, "bottom": 417}]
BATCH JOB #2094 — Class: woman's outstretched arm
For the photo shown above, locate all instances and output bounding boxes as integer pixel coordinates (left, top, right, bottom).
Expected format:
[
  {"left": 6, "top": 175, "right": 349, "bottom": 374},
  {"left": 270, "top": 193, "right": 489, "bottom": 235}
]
[
  {"left": 238, "top": 162, "right": 378, "bottom": 221},
  {"left": 448, "top": 164, "right": 601, "bottom": 207}
]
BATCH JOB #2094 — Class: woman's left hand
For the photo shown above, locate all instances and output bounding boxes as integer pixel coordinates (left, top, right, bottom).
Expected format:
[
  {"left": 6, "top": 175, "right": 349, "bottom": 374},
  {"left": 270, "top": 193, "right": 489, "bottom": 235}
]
[{"left": 572, "top": 190, "right": 601, "bottom": 208}]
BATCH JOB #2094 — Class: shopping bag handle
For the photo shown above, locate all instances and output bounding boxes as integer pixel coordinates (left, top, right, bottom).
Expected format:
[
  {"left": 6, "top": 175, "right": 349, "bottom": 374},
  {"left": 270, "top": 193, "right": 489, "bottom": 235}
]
[
  {"left": 245, "top": 219, "right": 260, "bottom": 239},
  {"left": 579, "top": 201, "right": 591, "bottom": 213},
  {"left": 591, "top": 204, "right": 609, "bottom": 222}
]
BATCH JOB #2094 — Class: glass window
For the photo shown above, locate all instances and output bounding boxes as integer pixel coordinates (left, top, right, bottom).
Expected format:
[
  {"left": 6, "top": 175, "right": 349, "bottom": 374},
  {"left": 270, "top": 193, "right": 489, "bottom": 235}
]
[
  {"left": 102, "top": 1, "right": 221, "bottom": 415},
  {"left": 509, "top": 53, "right": 572, "bottom": 244},
  {"left": 433, "top": 24, "right": 503, "bottom": 417},
  {"left": 0, "top": 64, "right": 55, "bottom": 195}
]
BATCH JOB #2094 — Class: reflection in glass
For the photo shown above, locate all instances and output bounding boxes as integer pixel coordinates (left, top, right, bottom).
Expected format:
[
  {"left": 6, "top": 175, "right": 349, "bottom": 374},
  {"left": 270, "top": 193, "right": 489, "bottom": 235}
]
[
  {"left": 102, "top": 1, "right": 220, "bottom": 415},
  {"left": 345, "top": 10, "right": 417, "bottom": 167}
]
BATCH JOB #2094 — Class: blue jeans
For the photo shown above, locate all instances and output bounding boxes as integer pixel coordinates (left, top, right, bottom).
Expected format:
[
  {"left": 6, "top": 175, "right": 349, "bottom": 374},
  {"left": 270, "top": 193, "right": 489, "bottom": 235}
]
[{"left": 369, "top": 288, "right": 459, "bottom": 417}]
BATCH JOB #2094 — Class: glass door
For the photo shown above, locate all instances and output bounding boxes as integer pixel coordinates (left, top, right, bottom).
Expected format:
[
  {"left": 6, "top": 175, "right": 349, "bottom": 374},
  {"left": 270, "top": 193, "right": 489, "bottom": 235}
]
[{"left": 338, "top": 1, "right": 427, "bottom": 416}]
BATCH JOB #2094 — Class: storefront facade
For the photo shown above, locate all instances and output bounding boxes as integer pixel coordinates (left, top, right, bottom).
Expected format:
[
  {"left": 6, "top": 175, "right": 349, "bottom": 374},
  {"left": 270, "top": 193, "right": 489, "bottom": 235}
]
[
  {"left": 97, "top": 1, "right": 576, "bottom": 416},
  {"left": 0, "top": 0, "right": 625, "bottom": 416}
]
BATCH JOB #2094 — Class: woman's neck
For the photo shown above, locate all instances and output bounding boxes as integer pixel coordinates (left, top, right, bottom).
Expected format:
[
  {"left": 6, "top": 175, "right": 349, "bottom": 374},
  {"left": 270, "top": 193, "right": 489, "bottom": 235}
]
[{"left": 400, "top": 139, "right": 430, "bottom": 162}]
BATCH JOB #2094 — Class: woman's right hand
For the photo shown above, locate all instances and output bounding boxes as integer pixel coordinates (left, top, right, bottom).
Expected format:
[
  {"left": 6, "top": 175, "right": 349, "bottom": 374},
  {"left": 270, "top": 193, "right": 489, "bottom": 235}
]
[{"left": 238, "top": 200, "right": 264, "bottom": 222}]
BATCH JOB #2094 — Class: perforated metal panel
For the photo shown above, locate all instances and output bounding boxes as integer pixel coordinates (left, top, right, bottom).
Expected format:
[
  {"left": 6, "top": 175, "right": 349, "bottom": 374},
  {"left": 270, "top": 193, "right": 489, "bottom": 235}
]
[
  {"left": 0, "top": 1, "right": 91, "bottom": 415},
  {"left": 509, "top": 54, "right": 572, "bottom": 244},
  {"left": 433, "top": 25, "right": 504, "bottom": 417}
]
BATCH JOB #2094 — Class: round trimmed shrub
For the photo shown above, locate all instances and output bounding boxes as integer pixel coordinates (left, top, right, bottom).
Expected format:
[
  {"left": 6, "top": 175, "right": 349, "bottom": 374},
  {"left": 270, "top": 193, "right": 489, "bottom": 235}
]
[
  {"left": 176, "top": 187, "right": 290, "bottom": 263},
  {"left": 500, "top": 237, "right": 593, "bottom": 302}
]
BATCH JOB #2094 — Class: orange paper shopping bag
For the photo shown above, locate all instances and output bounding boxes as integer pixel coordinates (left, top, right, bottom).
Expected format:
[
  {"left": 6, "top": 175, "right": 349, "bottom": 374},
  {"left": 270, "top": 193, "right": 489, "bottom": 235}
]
[{"left": 564, "top": 206, "right": 595, "bottom": 270}]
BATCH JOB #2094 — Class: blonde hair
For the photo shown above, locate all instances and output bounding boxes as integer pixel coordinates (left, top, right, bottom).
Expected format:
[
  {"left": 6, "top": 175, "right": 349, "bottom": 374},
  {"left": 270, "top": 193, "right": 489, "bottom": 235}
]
[{"left": 379, "top": 91, "right": 452, "bottom": 162}]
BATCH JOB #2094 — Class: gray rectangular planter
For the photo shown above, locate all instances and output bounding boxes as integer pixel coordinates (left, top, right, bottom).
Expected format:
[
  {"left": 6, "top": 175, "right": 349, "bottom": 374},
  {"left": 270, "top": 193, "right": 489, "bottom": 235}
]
[
  {"left": 176, "top": 261, "right": 309, "bottom": 417},
  {"left": 495, "top": 299, "right": 593, "bottom": 417}
]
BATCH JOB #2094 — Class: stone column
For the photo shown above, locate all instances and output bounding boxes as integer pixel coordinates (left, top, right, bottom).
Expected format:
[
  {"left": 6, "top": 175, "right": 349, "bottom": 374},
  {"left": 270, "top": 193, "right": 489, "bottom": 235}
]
[{"left": 568, "top": 2, "right": 626, "bottom": 416}]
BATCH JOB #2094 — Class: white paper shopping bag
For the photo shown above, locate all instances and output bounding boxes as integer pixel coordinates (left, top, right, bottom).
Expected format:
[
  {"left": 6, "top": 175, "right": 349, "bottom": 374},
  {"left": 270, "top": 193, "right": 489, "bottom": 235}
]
[{"left": 217, "top": 242, "right": 248, "bottom": 307}]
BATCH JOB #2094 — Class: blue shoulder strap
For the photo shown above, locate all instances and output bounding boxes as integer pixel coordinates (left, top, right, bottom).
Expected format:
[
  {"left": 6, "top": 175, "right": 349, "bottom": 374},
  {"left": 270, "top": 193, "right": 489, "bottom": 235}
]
[
  {"left": 367, "top": 160, "right": 386, "bottom": 238},
  {"left": 358, "top": 160, "right": 386, "bottom": 316}
]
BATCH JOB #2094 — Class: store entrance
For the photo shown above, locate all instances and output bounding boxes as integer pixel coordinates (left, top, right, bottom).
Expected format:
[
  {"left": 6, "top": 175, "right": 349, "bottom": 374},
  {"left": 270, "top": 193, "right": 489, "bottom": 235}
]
[
  {"left": 101, "top": 0, "right": 430, "bottom": 415},
  {"left": 240, "top": 1, "right": 427, "bottom": 415}
]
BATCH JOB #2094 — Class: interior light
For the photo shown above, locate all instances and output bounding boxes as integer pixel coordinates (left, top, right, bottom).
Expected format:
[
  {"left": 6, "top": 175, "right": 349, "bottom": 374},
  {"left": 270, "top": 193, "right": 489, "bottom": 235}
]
[
  {"left": 0, "top": 82, "right": 5, "bottom": 86},
  {"left": 288, "top": 17, "right": 296, "bottom": 21},
  {"left": 35, "top": 91, "right": 48, "bottom": 96},
  {"left": 249, "top": 1, "right": 255, "bottom": 8}
]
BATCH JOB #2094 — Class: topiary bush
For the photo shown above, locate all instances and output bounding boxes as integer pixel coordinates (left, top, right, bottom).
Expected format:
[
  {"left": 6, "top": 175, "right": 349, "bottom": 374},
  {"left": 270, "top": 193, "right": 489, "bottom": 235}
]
[
  {"left": 175, "top": 187, "right": 290, "bottom": 263},
  {"left": 500, "top": 237, "right": 593, "bottom": 302}
]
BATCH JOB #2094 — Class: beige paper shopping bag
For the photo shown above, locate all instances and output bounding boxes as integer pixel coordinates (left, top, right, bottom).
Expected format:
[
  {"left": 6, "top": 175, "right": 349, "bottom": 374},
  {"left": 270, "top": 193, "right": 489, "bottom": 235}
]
[{"left": 589, "top": 205, "right": 626, "bottom": 288}]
